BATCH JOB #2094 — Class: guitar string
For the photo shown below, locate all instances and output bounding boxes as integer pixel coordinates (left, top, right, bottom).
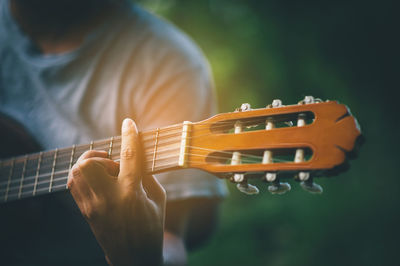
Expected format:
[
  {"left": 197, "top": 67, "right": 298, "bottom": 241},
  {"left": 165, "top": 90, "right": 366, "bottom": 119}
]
[
  {"left": 140, "top": 118, "right": 294, "bottom": 142},
  {"left": 0, "top": 115, "right": 305, "bottom": 194},
  {"left": 0, "top": 156, "right": 179, "bottom": 193},
  {"left": 1, "top": 155, "right": 294, "bottom": 200},
  {"left": 0, "top": 140, "right": 295, "bottom": 187},
  {"left": 0, "top": 136, "right": 306, "bottom": 195},
  {"left": 0, "top": 114, "right": 300, "bottom": 166},
  {"left": 1, "top": 110, "right": 310, "bottom": 201},
  {"left": 139, "top": 118, "right": 265, "bottom": 141},
  {"left": 0, "top": 148, "right": 298, "bottom": 194},
  {"left": 0, "top": 150, "right": 181, "bottom": 188},
  {"left": 2, "top": 162, "right": 182, "bottom": 201}
]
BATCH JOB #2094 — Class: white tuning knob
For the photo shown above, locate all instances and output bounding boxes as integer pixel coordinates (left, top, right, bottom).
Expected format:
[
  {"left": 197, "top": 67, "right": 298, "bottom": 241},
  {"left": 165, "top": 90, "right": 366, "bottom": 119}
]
[
  {"left": 300, "top": 178, "right": 323, "bottom": 194},
  {"left": 268, "top": 180, "right": 291, "bottom": 195},
  {"left": 240, "top": 103, "right": 251, "bottom": 111},
  {"left": 236, "top": 181, "right": 259, "bottom": 195},
  {"left": 271, "top": 99, "right": 282, "bottom": 108},
  {"left": 303, "top": 96, "right": 315, "bottom": 104}
]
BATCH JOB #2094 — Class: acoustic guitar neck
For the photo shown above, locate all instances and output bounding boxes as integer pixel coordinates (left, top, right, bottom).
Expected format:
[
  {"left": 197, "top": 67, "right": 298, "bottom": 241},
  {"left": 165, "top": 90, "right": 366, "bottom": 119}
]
[
  {"left": 0, "top": 96, "right": 362, "bottom": 203},
  {"left": 0, "top": 125, "right": 185, "bottom": 203}
]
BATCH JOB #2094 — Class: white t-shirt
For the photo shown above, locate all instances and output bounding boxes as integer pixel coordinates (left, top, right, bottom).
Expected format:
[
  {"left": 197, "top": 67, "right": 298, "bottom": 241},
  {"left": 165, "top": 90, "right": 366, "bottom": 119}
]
[{"left": 0, "top": 0, "right": 227, "bottom": 263}]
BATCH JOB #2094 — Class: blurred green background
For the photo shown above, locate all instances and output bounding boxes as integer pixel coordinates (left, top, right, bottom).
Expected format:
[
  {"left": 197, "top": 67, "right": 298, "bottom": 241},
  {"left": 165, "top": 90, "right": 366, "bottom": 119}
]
[{"left": 138, "top": 1, "right": 398, "bottom": 265}]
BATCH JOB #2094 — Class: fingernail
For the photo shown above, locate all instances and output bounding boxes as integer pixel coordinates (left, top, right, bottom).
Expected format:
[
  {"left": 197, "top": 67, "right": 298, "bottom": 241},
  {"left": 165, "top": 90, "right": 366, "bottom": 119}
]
[{"left": 122, "top": 118, "right": 133, "bottom": 131}]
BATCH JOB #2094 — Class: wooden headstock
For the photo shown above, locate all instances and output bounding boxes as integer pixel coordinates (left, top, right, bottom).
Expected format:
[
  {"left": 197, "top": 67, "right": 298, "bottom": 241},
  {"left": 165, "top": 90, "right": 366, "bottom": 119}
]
[{"left": 186, "top": 96, "right": 362, "bottom": 195}]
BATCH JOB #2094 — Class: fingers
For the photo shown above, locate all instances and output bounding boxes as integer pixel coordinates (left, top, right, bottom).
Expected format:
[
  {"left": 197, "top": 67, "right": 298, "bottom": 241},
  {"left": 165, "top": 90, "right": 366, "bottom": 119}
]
[
  {"left": 119, "top": 118, "right": 141, "bottom": 184},
  {"left": 142, "top": 175, "right": 166, "bottom": 204},
  {"left": 77, "top": 150, "right": 108, "bottom": 164},
  {"left": 75, "top": 150, "right": 119, "bottom": 176},
  {"left": 83, "top": 157, "right": 120, "bottom": 177}
]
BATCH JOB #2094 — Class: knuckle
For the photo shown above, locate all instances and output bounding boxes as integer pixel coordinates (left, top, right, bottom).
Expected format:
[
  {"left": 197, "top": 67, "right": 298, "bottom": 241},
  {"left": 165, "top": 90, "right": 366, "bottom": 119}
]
[
  {"left": 77, "top": 158, "right": 95, "bottom": 171},
  {"left": 69, "top": 164, "right": 77, "bottom": 177},
  {"left": 66, "top": 177, "right": 74, "bottom": 189},
  {"left": 67, "top": 165, "right": 81, "bottom": 188},
  {"left": 81, "top": 150, "right": 97, "bottom": 159},
  {"left": 120, "top": 147, "right": 136, "bottom": 160}
]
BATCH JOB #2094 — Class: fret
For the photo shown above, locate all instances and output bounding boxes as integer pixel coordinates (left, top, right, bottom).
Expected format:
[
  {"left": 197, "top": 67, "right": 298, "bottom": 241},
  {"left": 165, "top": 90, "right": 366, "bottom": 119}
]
[
  {"left": 90, "top": 141, "right": 94, "bottom": 150},
  {"left": 152, "top": 128, "right": 160, "bottom": 172},
  {"left": 0, "top": 160, "right": 12, "bottom": 202},
  {"left": 5, "top": 158, "right": 25, "bottom": 202},
  {"left": 17, "top": 155, "right": 40, "bottom": 199},
  {"left": 69, "top": 145, "right": 76, "bottom": 170},
  {"left": 52, "top": 148, "right": 72, "bottom": 191},
  {"left": 108, "top": 137, "right": 114, "bottom": 159},
  {"left": 4, "top": 159, "right": 15, "bottom": 202},
  {"left": 33, "top": 152, "right": 43, "bottom": 196},
  {"left": 67, "top": 145, "right": 76, "bottom": 189},
  {"left": 34, "top": 151, "right": 55, "bottom": 196},
  {"left": 17, "top": 155, "right": 28, "bottom": 199},
  {"left": 0, "top": 160, "right": 3, "bottom": 200},
  {"left": 49, "top": 148, "right": 58, "bottom": 192}
]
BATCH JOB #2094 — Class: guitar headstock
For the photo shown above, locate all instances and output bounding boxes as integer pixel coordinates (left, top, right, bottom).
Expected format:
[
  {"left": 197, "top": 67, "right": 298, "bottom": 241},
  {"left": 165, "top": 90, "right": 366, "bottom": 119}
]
[{"left": 188, "top": 96, "right": 362, "bottom": 195}]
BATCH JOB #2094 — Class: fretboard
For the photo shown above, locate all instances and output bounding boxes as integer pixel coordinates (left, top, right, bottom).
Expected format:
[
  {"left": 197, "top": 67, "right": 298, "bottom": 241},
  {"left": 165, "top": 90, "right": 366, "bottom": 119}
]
[{"left": 0, "top": 123, "right": 185, "bottom": 204}]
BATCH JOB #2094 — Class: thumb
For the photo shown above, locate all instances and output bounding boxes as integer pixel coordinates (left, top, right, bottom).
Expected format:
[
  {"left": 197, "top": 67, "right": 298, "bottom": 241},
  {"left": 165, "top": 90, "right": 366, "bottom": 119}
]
[{"left": 119, "top": 118, "right": 141, "bottom": 183}]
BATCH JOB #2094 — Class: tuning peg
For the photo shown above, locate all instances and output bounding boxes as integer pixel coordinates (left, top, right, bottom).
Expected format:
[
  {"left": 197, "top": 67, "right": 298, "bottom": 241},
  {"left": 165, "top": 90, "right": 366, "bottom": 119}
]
[
  {"left": 240, "top": 103, "right": 251, "bottom": 111},
  {"left": 268, "top": 179, "right": 291, "bottom": 195},
  {"left": 265, "top": 171, "right": 290, "bottom": 195},
  {"left": 304, "top": 96, "right": 315, "bottom": 104},
  {"left": 236, "top": 181, "right": 259, "bottom": 195},
  {"left": 235, "top": 103, "right": 251, "bottom": 112},
  {"left": 300, "top": 178, "right": 323, "bottom": 194},
  {"left": 298, "top": 96, "right": 323, "bottom": 105},
  {"left": 271, "top": 99, "right": 282, "bottom": 108}
]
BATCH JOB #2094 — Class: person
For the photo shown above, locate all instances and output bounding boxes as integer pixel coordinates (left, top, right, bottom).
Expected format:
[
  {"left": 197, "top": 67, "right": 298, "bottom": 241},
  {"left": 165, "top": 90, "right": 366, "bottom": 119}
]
[{"left": 0, "top": 0, "right": 227, "bottom": 265}]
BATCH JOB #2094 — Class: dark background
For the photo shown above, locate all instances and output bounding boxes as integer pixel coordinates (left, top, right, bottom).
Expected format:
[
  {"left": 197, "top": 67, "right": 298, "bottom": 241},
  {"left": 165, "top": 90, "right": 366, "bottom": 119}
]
[{"left": 138, "top": 1, "right": 399, "bottom": 265}]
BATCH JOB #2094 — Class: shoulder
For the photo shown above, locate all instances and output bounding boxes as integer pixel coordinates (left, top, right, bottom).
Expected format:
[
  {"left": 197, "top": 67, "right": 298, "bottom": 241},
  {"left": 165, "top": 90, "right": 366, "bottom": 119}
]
[
  {"left": 117, "top": 4, "right": 210, "bottom": 75},
  {"left": 110, "top": 5, "right": 216, "bottom": 126}
]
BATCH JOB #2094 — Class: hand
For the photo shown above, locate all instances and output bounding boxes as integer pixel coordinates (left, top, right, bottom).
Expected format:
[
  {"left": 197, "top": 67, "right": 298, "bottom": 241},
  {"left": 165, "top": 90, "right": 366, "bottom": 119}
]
[{"left": 67, "top": 118, "right": 166, "bottom": 266}]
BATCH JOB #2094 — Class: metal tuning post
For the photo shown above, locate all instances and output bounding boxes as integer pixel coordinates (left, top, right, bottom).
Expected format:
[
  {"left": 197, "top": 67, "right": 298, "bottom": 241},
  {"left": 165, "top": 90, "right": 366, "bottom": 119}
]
[
  {"left": 295, "top": 96, "right": 312, "bottom": 182},
  {"left": 296, "top": 96, "right": 323, "bottom": 194},
  {"left": 264, "top": 99, "right": 291, "bottom": 195},
  {"left": 232, "top": 103, "right": 259, "bottom": 195}
]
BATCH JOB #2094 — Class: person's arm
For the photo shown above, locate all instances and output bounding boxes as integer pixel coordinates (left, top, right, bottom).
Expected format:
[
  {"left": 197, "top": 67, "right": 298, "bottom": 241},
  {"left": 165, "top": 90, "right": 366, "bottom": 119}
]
[
  {"left": 162, "top": 199, "right": 222, "bottom": 265},
  {"left": 68, "top": 119, "right": 166, "bottom": 266}
]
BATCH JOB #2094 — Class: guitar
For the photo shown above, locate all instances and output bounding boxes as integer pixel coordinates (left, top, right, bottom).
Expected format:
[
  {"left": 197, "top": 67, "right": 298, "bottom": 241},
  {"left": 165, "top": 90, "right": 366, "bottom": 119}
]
[{"left": 0, "top": 96, "right": 362, "bottom": 204}]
